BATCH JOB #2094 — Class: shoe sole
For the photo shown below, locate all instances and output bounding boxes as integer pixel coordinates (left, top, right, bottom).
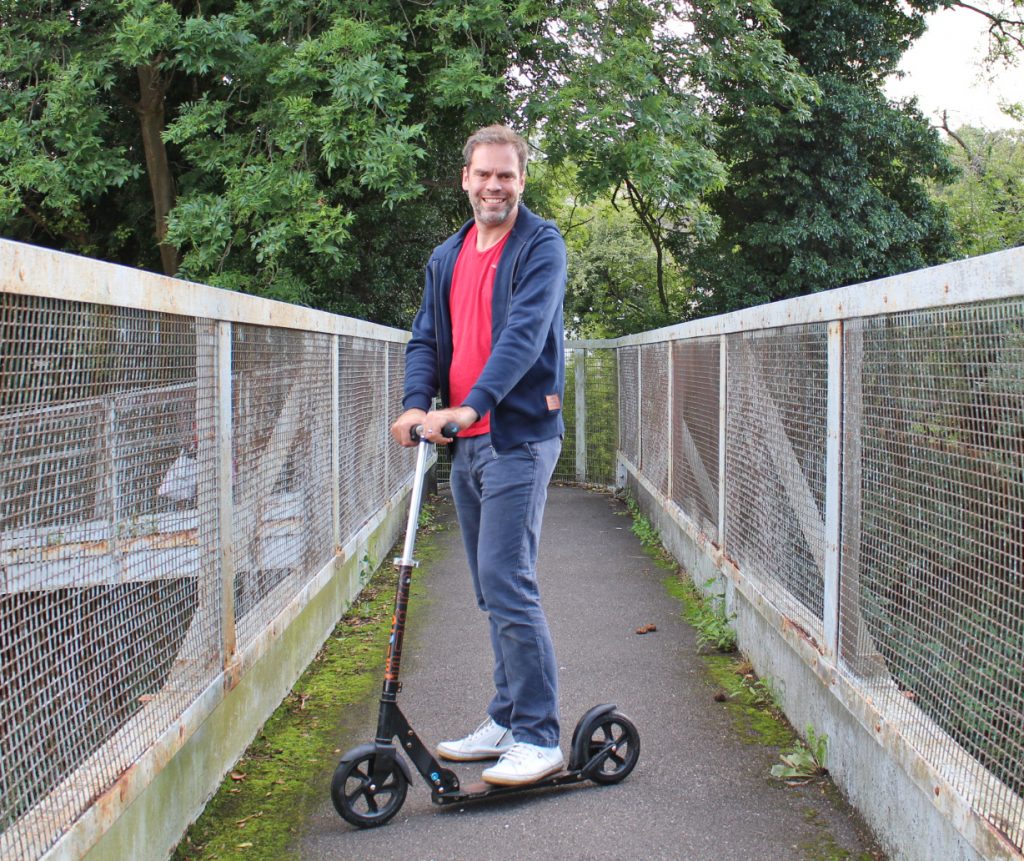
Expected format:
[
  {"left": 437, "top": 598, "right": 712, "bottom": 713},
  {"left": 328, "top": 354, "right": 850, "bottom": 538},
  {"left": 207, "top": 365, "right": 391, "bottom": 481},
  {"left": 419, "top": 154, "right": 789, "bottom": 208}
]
[
  {"left": 436, "top": 746, "right": 511, "bottom": 762},
  {"left": 481, "top": 762, "right": 564, "bottom": 786}
]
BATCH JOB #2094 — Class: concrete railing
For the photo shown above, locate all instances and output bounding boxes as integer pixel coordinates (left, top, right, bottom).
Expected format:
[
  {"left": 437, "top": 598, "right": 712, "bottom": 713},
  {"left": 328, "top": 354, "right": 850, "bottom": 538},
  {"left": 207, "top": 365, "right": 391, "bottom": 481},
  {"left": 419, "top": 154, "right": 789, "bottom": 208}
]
[
  {"left": 0, "top": 239, "right": 420, "bottom": 861},
  {"left": 606, "top": 247, "right": 1024, "bottom": 861},
  {"left": 3, "top": 236, "right": 1023, "bottom": 861}
]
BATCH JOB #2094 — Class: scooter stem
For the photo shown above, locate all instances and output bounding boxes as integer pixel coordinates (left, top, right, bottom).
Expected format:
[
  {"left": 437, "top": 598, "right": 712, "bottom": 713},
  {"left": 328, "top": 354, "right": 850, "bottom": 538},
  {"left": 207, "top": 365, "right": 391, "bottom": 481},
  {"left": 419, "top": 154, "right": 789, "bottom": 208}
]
[{"left": 397, "top": 437, "right": 431, "bottom": 567}]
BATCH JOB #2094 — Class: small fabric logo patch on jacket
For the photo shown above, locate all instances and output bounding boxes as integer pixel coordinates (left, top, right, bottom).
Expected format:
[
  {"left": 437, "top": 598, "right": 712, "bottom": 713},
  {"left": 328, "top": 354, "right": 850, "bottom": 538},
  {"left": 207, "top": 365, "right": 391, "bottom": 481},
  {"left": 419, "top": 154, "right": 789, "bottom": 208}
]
[{"left": 545, "top": 394, "right": 561, "bottom": 411}]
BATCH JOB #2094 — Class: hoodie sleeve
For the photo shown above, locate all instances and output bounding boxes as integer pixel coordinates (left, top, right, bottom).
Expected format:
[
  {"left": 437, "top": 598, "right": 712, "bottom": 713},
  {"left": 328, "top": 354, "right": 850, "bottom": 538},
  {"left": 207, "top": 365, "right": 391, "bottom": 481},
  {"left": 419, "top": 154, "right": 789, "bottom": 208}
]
[
  {"left": 402, "top": 260, "right": 441, "bottom": 413},
  {"left": 461, "top": 225, "right": 566, "bottom": 420}
]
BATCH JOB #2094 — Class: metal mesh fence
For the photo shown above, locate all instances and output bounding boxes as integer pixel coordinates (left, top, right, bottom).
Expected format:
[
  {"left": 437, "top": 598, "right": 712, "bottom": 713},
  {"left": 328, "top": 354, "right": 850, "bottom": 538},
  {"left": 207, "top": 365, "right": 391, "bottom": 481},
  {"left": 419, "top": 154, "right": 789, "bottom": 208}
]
[
  {"left": 231, "top": 326, "right": 334, "bottom": 647},
  {"left": 338, "top": 337, "right": 389, "bottom": 543},
  {"left": 0, "top": 272, "right": 409, "bottom": 859},
  {"left": 618, "top": 346, "right": 640, "bottom": 467},
  {"left": 6, "top": 240, "right": 1024, "bottom": 859},
  {"left": 671, "top": 338, "right": 720, "bottom": 541},
  {"left": 555, "top": 346, "right": 618, "bottom": 486},
  {"left": 623, "top": 278, "right": 1024, "bottom": 854},
  {"left": 725, "top": 325, "right": 829, "bottom": 640},
  {"left": 639, "top": 343, "right": 671, "bottom": 498},
  {"left": 841, "top": 302, "right": 1024, "bottom": 844},
  {"left": 386, "top": 343, "right": 418, "bottom": 503},
  {"left": 1, "top": 295, "right": 220, "bottom": 860}
]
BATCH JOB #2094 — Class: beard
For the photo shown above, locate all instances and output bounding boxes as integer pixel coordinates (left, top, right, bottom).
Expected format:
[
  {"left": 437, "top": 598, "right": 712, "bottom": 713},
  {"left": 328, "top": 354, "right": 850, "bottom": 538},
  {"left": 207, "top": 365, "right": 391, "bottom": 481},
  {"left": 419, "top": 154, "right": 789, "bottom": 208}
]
[{"left": 469, "top": 190, "right": 519, "bottom": 226}]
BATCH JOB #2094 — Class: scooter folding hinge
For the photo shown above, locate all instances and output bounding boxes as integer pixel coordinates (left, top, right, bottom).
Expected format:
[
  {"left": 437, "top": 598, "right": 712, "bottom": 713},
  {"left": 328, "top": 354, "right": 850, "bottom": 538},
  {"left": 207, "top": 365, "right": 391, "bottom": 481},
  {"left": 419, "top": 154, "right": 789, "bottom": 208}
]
[{"left": 392, "top": 558, "right": 419, "bottom": 568}]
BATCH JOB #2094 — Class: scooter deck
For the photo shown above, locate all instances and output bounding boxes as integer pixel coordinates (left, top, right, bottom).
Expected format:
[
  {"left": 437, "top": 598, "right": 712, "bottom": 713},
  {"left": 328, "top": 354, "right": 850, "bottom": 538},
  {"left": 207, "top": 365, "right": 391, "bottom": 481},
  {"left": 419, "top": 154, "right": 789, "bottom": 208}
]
[{"left": 432, "top": 769, "right": 587, "bottom": 805}]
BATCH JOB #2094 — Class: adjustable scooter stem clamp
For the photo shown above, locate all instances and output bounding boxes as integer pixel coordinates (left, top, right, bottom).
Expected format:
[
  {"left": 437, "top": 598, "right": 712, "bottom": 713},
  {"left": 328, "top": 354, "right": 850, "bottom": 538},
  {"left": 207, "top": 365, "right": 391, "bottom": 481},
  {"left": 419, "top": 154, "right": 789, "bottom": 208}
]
[{"left": 392, "top": 558, "right": 420, "bottom": 568}]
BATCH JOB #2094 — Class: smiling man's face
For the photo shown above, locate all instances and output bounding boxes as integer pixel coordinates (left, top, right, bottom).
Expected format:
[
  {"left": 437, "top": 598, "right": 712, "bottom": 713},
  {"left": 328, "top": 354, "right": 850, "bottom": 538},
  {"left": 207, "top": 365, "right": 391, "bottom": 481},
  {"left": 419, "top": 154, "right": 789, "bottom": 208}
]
[{"left": 462, "top": 143, "right": 526, "bottom": 230}]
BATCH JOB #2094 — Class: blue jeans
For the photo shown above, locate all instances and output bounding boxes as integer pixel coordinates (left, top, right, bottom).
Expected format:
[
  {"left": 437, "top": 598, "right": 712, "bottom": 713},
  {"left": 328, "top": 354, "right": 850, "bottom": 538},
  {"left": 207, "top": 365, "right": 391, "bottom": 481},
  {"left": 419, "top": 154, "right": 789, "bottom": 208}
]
[{"left": 449, "top": 433, "right": 562, "bottom": 747}]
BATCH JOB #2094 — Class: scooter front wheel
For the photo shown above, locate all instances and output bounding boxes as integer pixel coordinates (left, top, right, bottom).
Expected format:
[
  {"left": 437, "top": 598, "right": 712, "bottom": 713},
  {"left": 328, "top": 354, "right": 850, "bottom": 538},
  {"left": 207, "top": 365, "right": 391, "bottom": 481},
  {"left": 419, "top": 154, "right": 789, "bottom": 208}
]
[{"left": 331, "top": 749, "right": 408, "bottom": 828}]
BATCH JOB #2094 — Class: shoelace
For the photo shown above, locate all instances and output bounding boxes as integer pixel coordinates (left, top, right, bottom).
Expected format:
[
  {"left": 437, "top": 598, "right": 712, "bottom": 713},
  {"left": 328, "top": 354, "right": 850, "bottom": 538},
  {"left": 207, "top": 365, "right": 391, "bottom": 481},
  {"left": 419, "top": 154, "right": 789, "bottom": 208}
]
[
  {"left": 466, "top": 719, "right": 501, "bottom": 743},
  {"left": 498, "top": 743, "right": 539, "bottom": 764}
]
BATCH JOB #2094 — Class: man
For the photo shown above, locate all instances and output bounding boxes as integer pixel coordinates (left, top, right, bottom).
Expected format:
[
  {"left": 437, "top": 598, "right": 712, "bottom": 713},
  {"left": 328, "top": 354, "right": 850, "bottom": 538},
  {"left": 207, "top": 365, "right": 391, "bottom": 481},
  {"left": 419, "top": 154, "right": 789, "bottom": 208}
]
[{"left": 390, "top": 124, "right": 566, "bottom": 786}]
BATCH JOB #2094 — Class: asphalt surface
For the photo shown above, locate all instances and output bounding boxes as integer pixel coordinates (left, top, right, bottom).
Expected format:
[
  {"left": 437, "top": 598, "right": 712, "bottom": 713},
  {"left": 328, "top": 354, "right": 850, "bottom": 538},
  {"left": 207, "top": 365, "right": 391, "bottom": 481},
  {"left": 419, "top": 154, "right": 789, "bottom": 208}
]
[{"left": 300, "top": 485, "right": 882, "bottom": 861}]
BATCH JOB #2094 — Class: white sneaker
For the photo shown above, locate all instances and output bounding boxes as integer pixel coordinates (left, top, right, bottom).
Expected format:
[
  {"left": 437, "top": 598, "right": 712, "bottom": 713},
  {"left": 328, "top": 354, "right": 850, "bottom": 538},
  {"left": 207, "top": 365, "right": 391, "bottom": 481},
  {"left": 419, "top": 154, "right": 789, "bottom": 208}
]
[
  {"left": 481, "top": 742, "right": 564, "bottom": 786},
  {"left": 436, "top": 718, "right": 514, "bottom": 762}
]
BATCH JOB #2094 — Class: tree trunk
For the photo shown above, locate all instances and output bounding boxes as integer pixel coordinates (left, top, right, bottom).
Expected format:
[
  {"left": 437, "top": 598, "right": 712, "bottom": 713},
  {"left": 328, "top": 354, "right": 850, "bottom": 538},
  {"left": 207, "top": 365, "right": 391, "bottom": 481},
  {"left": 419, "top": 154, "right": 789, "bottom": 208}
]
[
  {"left": 136, "top": 63, "right": 179, "bottom": 277},
  {"left": 654, "top": 236, "right": 668, "bottom": 314}
]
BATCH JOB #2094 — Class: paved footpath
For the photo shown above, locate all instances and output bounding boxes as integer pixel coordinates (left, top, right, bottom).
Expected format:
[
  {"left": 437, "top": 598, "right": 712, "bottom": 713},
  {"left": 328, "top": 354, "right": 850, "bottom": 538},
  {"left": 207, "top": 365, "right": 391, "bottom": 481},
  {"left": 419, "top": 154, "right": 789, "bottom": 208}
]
[{"left": 300, "top": 485, "right": 883, "bottom": 861}]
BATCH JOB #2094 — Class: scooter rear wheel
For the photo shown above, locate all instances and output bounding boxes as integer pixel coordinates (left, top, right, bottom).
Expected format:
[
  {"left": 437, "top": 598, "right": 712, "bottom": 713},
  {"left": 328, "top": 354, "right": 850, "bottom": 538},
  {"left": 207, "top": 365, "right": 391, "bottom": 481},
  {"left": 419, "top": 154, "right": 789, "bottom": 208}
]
[
  {"left": 577, "top": 710, "right": 640, "bottom": 784},
  {"left": 331, "top": 750, "right": 408, "bottom": 828}
]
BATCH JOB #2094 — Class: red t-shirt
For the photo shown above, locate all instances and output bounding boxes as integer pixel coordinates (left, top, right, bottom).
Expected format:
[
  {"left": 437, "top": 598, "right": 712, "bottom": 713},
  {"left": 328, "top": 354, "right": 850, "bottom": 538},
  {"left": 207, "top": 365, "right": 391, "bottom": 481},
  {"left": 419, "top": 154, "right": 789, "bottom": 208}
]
[{"left": 449, "top": 225, "right": 509, "bottom": 437}]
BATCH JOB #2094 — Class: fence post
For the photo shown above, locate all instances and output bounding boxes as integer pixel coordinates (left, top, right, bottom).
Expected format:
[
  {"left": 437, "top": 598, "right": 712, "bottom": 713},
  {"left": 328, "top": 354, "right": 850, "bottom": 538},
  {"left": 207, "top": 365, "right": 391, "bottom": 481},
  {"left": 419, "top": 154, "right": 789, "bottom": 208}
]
[
  {"left": 574, "top": 348, "right": 586, "bottom": 483},
  {"left": 101, "top": 396, "right": 118, "bottom": 554},
  {"left": 217, "top": 321, "right": 237, "bottom": 670},
  {"left": 332, "top": 335, "right": 341, "bottom": 552},
  {"left": 823, "top": 321, "right": 844, "bottom": 659},
  {"left": 718, "top": 335, "right": 728, "bottom": 551}
]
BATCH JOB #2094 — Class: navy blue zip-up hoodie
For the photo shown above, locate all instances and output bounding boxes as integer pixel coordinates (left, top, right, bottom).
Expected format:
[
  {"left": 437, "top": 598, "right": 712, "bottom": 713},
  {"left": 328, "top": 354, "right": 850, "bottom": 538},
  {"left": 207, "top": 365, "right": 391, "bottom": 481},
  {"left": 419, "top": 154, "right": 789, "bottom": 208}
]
[{"left": 403, "top": 204, "right": 566, "bottom": 451}]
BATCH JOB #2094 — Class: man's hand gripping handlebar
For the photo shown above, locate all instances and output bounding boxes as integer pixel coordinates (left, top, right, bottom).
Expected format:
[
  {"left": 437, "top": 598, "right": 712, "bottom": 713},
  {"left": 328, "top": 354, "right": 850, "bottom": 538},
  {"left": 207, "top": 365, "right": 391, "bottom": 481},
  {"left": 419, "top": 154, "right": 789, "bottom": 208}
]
[{"left": 410, "top": 422, "right": 460, "bottom": 443}]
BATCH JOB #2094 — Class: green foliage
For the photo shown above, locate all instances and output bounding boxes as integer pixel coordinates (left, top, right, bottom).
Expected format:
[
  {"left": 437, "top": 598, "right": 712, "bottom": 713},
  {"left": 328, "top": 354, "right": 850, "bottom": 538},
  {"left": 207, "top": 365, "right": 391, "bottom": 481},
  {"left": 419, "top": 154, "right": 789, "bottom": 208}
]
[
  {"left": 771, "top": 725, "right": 829, "bottom": 783},
  {"left": 562, "top": 195, "right": 691, "bottom": 337},
  {"left": 680, "top": 577, "right": 738, "bottom": 653},
  {"left": 3, "top": 0, "right": 985, "bottom": 328},
  {"left": 533, "top": 0, "right": 815, "bottom": 321},
  {"left": 934, "top": 125, "right": 1024, "bottom": 257},
  {"left": 0, "top": 0, "right": 817, "bottom": 327},
  {"left": 626, "top": 495, "right": 662, "bottom": 552},
  {"left": 702, "top": 654, "right": 795, "bottom": 747},
  {"left": 0, "top": 0, "right": 565, "bottom": 321},
  {"left": 684, "top": 0, "right": 958, "bottom": 317}
]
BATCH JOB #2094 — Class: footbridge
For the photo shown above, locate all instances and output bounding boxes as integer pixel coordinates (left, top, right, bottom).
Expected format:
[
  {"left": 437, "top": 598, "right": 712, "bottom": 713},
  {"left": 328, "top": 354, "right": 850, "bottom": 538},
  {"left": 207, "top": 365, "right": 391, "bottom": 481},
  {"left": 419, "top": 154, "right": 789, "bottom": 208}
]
[{"left": 2, "top": 238, "right": 1023, "bottom": 861}]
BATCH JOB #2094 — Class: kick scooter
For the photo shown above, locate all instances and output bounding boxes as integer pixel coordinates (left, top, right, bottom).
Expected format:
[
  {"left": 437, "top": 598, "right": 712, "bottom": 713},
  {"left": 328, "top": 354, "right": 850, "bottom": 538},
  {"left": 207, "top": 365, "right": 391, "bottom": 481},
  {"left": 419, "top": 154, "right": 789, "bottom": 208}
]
[{"left": 331, "top": 424, "right": 640, "bottom": 828}]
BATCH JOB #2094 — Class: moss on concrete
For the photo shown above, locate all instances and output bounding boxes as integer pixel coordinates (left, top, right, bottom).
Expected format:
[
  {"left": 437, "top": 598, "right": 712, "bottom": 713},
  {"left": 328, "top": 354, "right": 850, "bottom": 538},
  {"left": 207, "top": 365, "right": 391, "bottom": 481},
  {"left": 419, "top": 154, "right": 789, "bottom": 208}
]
[{"left": 702, "top": 653, "right": 796, "bottom": 747}]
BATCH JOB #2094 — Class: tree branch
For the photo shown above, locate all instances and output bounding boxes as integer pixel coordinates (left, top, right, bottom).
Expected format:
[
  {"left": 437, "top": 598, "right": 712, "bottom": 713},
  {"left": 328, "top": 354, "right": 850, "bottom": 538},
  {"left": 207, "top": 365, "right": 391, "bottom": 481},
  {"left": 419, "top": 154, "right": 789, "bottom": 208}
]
[
  {"left": 952, "top": 1, "right": 1024, "bottom": 53},
  {"left": 940, "top": 110, "right": 973, "bottom": 156}
]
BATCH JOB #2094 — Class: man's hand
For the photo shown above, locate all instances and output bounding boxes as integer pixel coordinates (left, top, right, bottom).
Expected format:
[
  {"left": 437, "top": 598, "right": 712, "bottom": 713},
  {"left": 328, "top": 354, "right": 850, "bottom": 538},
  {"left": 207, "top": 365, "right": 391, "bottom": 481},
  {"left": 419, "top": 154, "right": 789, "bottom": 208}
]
[
  {"left": 419, "top": 406, "right": 478, "bottom": 445},
  {"left": 390, "top": 406, "right": 478, "bottom": 447},
  {"left": 390, "top": 408, "right": 427, "bottom": 448},
  {"left": 391, "top": 405, "right": 479, "bottom": 446}
]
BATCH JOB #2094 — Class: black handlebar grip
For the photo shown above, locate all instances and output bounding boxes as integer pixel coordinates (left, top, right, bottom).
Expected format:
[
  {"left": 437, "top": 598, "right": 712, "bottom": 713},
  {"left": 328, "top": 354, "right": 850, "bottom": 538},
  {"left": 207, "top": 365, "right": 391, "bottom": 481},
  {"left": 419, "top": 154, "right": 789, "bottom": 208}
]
[{"left": 410, "top": 422, "right": 461, "bottom": 442}]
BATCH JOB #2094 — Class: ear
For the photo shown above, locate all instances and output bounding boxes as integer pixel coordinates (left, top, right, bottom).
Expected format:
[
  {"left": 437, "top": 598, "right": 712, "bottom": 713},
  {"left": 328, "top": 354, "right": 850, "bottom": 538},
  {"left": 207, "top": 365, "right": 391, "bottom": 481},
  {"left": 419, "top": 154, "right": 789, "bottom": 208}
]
[{"left": 461, "top": 166, "right": 470, "bottom": 192}]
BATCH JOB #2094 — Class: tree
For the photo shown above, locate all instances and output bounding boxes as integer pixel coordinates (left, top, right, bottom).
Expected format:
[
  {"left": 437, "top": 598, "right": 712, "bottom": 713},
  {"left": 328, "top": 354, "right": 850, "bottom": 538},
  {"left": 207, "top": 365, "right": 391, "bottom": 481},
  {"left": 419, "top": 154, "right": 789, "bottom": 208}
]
[
  {"left": 683, "top": 0, "right": 959, "bottom": 318},
  {"left": 527, "top": 0, "right": 816, "bottom": 317},
  {"left": 1, "top": 1, "right": 427, "bottom": 303},
  {"left": 562, "top": 194, "right": 691, "bottom": 337},
  {"left": 1, "top": 0, "right": 816, "bottom": 327},
  {"left": 935, "top": 122, "right": 1024, "bottom": 256},
  {"left": 946, "top": 1, "right": 1024, "bottom": 124}
]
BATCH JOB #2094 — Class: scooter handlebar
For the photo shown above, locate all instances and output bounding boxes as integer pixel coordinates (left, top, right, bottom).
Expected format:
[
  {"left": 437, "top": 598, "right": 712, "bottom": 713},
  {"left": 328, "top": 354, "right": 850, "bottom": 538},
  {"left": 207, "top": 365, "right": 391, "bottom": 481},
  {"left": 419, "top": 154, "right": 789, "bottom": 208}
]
[{"left": 410, "top": 422, "right": 460, "bottom": 443}]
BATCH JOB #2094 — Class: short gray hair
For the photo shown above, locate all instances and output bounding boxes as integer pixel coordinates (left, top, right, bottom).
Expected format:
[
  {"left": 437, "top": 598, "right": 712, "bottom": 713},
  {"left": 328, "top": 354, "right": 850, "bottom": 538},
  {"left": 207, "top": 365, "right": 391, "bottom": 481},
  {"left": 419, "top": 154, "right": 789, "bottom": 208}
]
[{"left": 462, "top": 125, "right": 529, "bottom": 175}]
